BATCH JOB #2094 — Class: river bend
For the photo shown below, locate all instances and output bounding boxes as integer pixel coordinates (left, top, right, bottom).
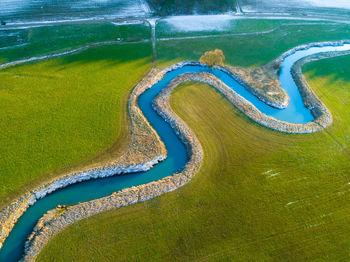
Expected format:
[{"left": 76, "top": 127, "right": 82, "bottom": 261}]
[{"left": 0, "top": 43, "right": 350, "bottom": 261}]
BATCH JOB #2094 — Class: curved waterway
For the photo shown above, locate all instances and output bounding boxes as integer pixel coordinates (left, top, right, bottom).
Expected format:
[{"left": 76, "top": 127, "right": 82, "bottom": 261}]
[{"left": 1, "top": 43, "right": 350, "bottom": 261}]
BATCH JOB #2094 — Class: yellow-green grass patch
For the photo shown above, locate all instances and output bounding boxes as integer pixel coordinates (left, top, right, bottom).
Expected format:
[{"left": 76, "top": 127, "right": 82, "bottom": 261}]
[
  {"left": 0, "top": 42, "right": 152, "bottom": 208},
  {"left": 37, "top": 54, "right": 350, "bottom": 261}
]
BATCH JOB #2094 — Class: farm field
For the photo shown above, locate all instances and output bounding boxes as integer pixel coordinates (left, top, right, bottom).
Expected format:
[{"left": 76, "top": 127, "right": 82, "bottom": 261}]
[
  {"left": 146, "top": 0, "right": 237, "bottom": 16},
  {"left": 239, "top": 0, "right": 350, "bottom": 19},
  {"left": 1, "top": 19, "right": 346, "bottom": 208},
  {"left": 0, "top": 42, "right": 152, "bottom": 208},
  {"left": 37, "top": 53, "right": 350, "bottom": 261},
  {"left": 0, "top": 0, "right": 150, "bottom": 24},
  {"left": 0, "top": 22, "right": 151, "bottom": 64},
  {"left": 1, "top": 11, "right": 350, "bottom": 261},
  {"left": 156, "top": 22, "right": 350, "bottom": 68},
  {"left": 155, "top": 17, "right": 334, "bottom": 39}
]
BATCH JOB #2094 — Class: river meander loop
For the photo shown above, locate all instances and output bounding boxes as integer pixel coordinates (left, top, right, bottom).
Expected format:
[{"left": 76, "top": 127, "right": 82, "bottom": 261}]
[{"left": 0, "top": 43, "right": 350, "bottom": 261}]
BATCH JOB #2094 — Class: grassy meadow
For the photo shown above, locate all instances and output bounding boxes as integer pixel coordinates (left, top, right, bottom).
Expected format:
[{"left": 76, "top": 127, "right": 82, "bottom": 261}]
[
  {"left": 0, "top": 17, "right": 350, "bottom": 261},
  {"left": 147, "top": 0, "right": 237, "bottom": 16},
  {"left": 156, "top": 22, "right": 350, "bottom": 68},
  {"left": 0, "top": 42, "right": 152, "bottom": 208},
  {"left": 155, "top": 18, "right": 333, "bottom": 38},
  {"left": 303, "top": 55, "right": 350, "bottom": 149},
  {"left": 0, "top": 22, "right": 151, "bottom": 64},
  {"left": 37, "top": 53, "right": 350, "bottom": 261}
]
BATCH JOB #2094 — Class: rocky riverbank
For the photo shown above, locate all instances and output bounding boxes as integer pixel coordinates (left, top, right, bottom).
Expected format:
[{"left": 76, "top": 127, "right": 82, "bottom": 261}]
[
  {"left": 292, "top": 50, "right": 350, "bottom": 122},
  {"left": 2, "top": 41, "right": 350, "bottom": 260},
  {"left": 158, "top": 72, "right": 330, "bottom": 133},
  {"left": 21, "top": 44, "right": 349, "bottom": 259},
  {"left": 275, "top": 40, "right": 350, "bottom": 64},
  {"left": 0, "top": 61, "right": 202, "bottom": 254},
  {"left": 226, "top": 62, "right": 289, "bottom": 109},
  {"left": 22, "top": 69, "right": 204, "bottom": 262},
  {"left": 0, "top": 68, "right": 168, "bottom": 250}
]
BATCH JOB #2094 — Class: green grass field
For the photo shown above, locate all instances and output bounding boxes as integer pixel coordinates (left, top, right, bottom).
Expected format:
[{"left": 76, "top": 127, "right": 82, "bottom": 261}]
[
  {"left": 147, "top": 0, "right": 237, "bottom": 16},
  {"left": 1, "top": 18, "right": 350, "bottom": 260},
  {"left": 156, "top": 18, "right": 333, "bottom": 38},
  {"left": 37, "top": 53, "right": 350, "bottom": 261},
  {"left": 0, "top": 22, "right": 151, "bottom": 64},
  {"left": 156, "top": 22, "right": 350, "bottom": 68},
  {"left": 0, "top": 42, "right": 152, "bottom": 208}
]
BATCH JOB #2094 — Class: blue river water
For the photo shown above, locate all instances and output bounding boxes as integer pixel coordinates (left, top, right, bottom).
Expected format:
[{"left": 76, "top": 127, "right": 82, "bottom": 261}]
[{"left": 0, "top": 43, "right": 350, "bottom": 261}]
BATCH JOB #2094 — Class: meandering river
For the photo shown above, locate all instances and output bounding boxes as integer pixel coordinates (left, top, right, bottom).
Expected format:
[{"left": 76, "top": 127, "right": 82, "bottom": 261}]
[{"left": 0, "top": 43, "right": 350, "bottom": 261}]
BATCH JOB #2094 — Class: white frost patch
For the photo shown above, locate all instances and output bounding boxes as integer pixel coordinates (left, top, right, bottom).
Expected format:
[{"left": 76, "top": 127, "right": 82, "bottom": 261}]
[
  {"left": 305, "top": 222, "right": 324, "bottom": 229},
  {"left": 268, "top": 172, "right": 280, "bottom": 178},
  {"left": 0, "top": 0, "right": 150, "bottom": 25},
  {"left": 111, "top": 20, "right": 144, "bottom": 26},
  {"left": 305, "top": 0, "right": 350, "bottom": 9},
  {"left": 262, "top": 169, "right": 279, "bottom": 178},
  {"left": 139, "top": 0, "right": 151, "bottom": 13},
  {"left": 242, "top": 0, "right": 350, "bottom": 12},
  {"left": 163, "top": 15, "right": 235, "bottom": 32},
  {"left": 0, "top": 0, "right": 29, "bottom": 15},
  {"left": 241, "top": 5, "right": 257, "bottom": 13},
  {"left": 286, "top": 200, "right": 299, "bottom": 206}
]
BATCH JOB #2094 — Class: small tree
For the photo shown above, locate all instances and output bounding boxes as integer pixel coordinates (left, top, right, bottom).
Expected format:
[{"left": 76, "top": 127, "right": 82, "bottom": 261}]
[{"left": 199, "top": 49, "right": 225, "bottom": 67}]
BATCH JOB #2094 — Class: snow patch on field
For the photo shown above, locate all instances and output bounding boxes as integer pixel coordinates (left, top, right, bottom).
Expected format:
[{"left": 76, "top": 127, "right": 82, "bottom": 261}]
[
  {"left": 0, "top": 0, "right": 151, "bottom": 24},
  {"left": 262, "top": 169, "right": 280, "bottom": 178},
  {"left": 163, "top": 15, "right": 235, "bottom": 32},
  {"left": 268, "top": 172, "right": 280, "bottom": 178},
  {"left": 242, "top": 0, "right": 350, "bottom": 12},
  {"left": 262, "top": 169, "right": 273, "bottom": 174},
  {"left": 306, "top": 0, "right": 350, "bottom": 9},
  {"left": 0, "top": 0, "right": 29, "bottom": 15},
  {"left": 286, "top": 200, "right": 299, "bottom": 206}
]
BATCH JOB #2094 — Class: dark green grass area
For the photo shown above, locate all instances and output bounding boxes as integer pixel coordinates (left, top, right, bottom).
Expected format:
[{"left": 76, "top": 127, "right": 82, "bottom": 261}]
[
  {"left": 0, "top": 42, "right": 152, "bottom": 207},
  {"left": 156, "top": 18, "right": 332, "bottom": 38},
  {"left": 37, "top": 54, "right": 350, "bottom": 261},
  {"left": 147, "top": 0, "right": 236, "bottom": 16},
  {"left": 0, "top": 22, "right": 151, "bottom": 64},
  {"left": 156, "top": 22, "right": 350, "bottom": 68}
]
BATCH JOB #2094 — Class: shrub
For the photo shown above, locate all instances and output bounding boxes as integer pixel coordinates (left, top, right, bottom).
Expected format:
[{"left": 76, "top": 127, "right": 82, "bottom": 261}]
[{"left": 199, "top": 49, "right": 225, "bottom": 67}]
